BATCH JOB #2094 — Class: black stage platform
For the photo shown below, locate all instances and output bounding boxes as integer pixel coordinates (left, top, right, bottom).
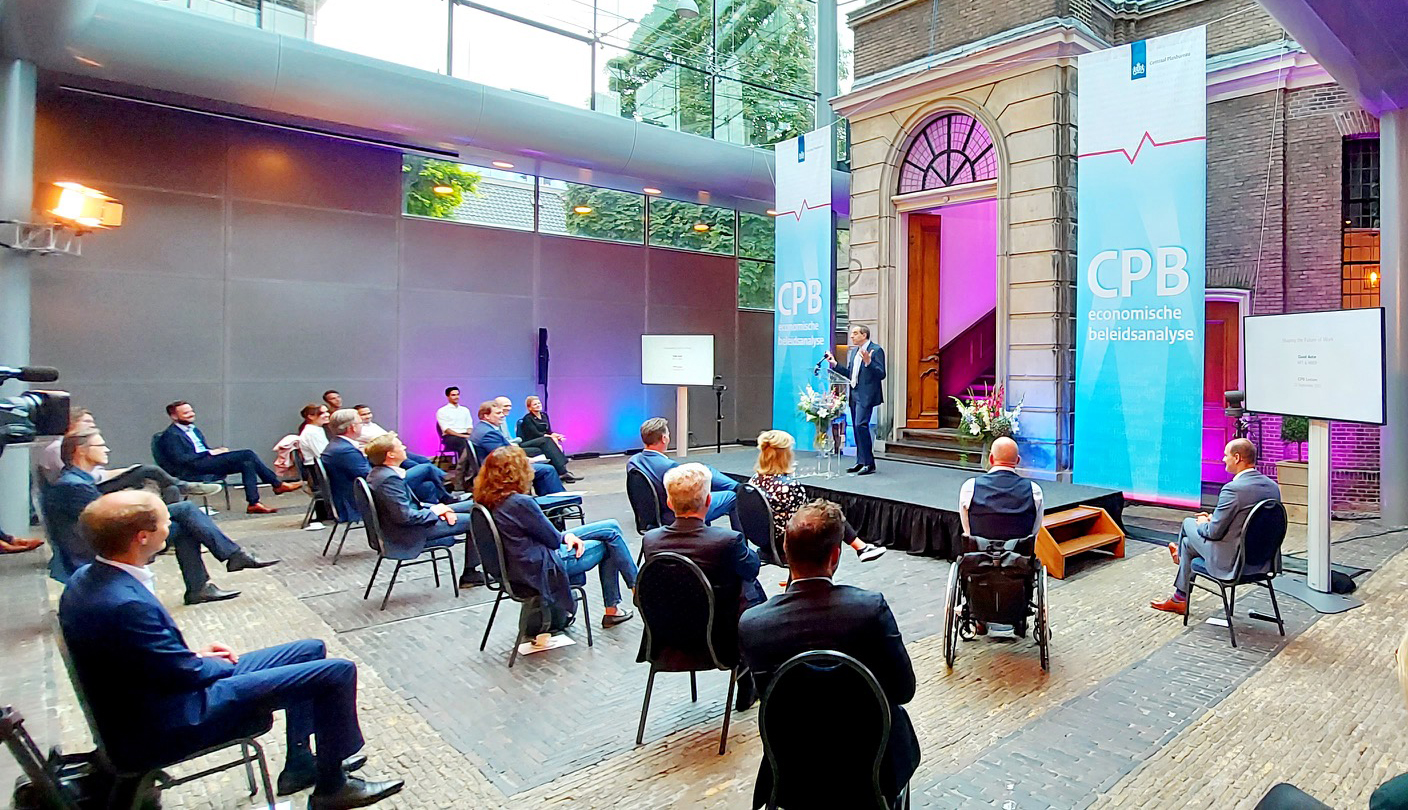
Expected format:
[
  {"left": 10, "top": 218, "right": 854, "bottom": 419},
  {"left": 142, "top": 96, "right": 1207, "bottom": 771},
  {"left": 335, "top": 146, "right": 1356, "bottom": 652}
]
[{"left": 691, "top": 447, "right": 1126, "bottom": 559}]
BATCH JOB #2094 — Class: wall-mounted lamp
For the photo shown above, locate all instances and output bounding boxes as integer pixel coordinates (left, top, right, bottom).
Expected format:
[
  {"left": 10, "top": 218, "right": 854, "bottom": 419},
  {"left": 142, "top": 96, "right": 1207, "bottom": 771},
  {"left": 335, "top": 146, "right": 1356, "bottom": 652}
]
[
  {"left": 49, "top": 182, "right": 123, "bottom": 232},
  {"left": 432, "top": 184, "right": 454, "bottom": 196},
  {"left": 692, "top": 222, "right": 710, "bottom": 232},
  {"left": 573, "top": 205, "right": 593, "bottom": 214}
]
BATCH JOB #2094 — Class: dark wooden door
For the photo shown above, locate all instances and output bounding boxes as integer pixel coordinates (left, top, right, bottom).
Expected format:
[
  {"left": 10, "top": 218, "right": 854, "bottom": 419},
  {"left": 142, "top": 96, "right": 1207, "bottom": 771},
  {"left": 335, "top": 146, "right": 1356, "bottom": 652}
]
[
  {"left": 1202, "top": 300, "right": 1241, "bottom": 483},
  {"left": 906, "top": 214, "right": 942, "bottom": 428}
]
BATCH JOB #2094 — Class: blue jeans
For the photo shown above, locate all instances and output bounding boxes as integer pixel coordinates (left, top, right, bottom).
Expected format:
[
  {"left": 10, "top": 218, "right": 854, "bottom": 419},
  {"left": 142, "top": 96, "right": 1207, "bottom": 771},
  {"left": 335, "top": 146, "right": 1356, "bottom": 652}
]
[
  {"left": 404, "top": 463, "right": 450, "bottom": 504},
  {"left": 533, "top": 462, "right": 565, "bottom": 495},
  {"left": 403, "top": 452, "right": 433, "bottom": 466},
  {"left": 555, "top": 519, "right": 638, "bottom": 607}
]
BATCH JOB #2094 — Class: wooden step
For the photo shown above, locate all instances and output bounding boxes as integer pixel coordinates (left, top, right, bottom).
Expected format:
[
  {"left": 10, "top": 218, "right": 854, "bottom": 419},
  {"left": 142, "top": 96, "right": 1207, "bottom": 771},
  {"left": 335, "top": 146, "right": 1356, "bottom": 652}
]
[
  {"left": 1044, "top": 506, "right": 1102, "bottom": 529},
  {"left": 1054, "top": 531, "right": 1123, "bottom": 556},
  {"left": 1036, "top": 506, "right": 1125, "bottom": 579}
]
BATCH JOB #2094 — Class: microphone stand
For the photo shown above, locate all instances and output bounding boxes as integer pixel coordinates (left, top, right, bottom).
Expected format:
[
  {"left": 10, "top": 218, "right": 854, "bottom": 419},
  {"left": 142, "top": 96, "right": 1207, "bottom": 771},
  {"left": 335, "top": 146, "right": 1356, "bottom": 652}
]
[{"left": 713, "top": 376, "right": 726, "bottom": 454}]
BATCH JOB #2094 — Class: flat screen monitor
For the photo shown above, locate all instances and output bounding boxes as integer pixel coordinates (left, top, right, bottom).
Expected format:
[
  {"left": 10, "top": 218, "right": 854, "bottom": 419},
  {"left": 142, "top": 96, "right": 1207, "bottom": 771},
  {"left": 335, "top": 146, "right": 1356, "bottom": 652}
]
[
  {"left": 1243, "top": 308, "right": 1385, "bottom": 424},
  {"left": 641, "top": 334, "right": 715, "bottom": 386}
]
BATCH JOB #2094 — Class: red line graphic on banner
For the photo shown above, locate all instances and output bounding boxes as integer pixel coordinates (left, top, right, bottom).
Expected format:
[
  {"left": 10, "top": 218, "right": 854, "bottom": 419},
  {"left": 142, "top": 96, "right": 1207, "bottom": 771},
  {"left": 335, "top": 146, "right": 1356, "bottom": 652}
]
[
  {"left": 770, "top": 200, "right": 832, "bottom": 220},
  {"left": 1077, "top": 131, "right": 1206, "bottom": 164}
]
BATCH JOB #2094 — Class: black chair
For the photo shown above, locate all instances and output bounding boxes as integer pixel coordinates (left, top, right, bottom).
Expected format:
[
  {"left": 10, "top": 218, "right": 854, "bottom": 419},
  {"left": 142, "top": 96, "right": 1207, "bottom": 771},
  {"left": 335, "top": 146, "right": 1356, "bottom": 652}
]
[
  {"left": 634, "top": 551, "right": 738, "bottom": 755},
  {"left": 54, "top": 621, "right": 276, "bottom": 809},
  {"left": 735, "top": 482, "right": 785, "bottom": 567},
  {"left": 313, "top": 456, "right": 361, "bottom": 564},
  {"left": 471, "top": 503, "right": 591, "bottom": 667},
  {"left": 289, "top": 447, "right": 325, "bottom": 530},
  {"left": 472, "top": 441, "right": 585, "bottom": 529},
  {"left": 151, "top": 432, "right": 232, "bottom": 512},
  {"left": 434, "top": 421, "right": 459, "bottom": 469},
  {"left": 1184, "top": 498, "right": 1289, "bottom": 647},
  {"left": 354, "top": 477, "right": 459, "bottom": 610},
  {"left": 626, "top": 466, "right": 664, "bottom": 535},
  {"left": 758, "top": 650, "right": 910, "bottom": 810}
]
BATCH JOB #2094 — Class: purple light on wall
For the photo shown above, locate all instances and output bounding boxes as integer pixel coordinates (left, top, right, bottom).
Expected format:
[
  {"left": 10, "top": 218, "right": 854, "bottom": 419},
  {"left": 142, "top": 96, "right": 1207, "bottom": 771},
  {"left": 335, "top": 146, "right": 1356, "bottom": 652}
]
[
  {"left": 897, "top": 113, "right": 997, "bottom": 194},
  {"left": 934, "top": 198, "right": 998, "bottom": 346}
]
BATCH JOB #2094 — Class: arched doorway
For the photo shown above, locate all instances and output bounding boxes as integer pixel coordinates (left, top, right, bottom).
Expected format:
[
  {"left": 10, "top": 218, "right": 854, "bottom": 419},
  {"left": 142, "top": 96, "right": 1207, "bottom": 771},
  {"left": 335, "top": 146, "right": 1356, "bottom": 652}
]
[{"left": 895, "top": 111, "right": 999, "bottom": 431}]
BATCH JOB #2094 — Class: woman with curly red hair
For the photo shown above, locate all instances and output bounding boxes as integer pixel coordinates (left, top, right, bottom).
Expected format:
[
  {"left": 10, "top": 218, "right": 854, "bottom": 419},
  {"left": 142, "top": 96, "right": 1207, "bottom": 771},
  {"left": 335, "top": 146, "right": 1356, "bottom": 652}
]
[{"left": 474, "top": 446, "right": 637, "bottom": 628}]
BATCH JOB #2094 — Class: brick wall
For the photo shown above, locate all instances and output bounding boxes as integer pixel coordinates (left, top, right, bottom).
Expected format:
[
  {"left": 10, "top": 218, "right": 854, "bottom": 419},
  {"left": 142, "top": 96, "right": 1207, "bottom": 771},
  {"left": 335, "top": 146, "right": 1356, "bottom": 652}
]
[
  {"left": 1252, "top": 417, "right": 1381, "bottom": 510},
  {"left": 1207, "top": 90, "right": 1285, "bottom": 315},
  {"left": 1285, "top": 86, "right": 1349, "bottom": 313},
  {"left": 851, "top": 0, "right": 1062, "bottom": 80},
  {"left": 1116, "top": 0, "right": 1286, "bottom": 56}
]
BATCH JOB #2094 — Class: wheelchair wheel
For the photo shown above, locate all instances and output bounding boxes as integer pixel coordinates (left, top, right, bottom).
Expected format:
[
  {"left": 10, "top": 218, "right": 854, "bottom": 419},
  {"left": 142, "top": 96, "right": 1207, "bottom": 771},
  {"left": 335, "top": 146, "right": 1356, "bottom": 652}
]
[
  {"left": 942, "top": 560, "right": 959, "bottom": 668},
  {"left": 1035, "top": 563, "right": 1050, "bottom": 672}
]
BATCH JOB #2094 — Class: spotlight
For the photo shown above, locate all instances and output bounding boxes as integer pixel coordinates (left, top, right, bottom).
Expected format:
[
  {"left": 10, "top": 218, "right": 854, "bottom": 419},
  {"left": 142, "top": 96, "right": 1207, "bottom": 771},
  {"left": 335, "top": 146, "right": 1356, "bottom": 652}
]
[
  {"left": 492, "top": 160, "right": 515, "bottom": 169},
  {"left": 48, "top": 182, "right": 123, "bottom": 232},
  {"left": 1369, "top": 269, "right": 1380, "bottom": 287},
  {"left": 432, "top": 184, "right": 454, "bottom": 195},
  {"left": 692, "top": 223, "right": 710, "bottom": 232},
  {"left": 573, "top": 205, "right": 593, "bottom": 214},
  {"left": 643, "top": 187, "right": 662, "bottom": 195}
]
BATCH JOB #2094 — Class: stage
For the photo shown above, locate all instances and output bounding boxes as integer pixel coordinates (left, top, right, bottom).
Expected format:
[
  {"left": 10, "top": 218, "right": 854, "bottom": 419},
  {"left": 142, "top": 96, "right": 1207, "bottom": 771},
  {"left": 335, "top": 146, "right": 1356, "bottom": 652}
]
[{"left": 692, "top": 447, "right": 1126, "bottom": 558}]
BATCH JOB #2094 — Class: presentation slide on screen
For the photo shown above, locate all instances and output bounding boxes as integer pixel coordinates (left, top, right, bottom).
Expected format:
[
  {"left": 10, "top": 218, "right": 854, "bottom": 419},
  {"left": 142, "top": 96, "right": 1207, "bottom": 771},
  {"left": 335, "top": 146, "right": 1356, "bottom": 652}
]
[
  {"left": 1244, "top": 308, "right": 1385, "bottom": 424},
  {"left": 641, "top": 334, "right": 715, "bottom": 386}
]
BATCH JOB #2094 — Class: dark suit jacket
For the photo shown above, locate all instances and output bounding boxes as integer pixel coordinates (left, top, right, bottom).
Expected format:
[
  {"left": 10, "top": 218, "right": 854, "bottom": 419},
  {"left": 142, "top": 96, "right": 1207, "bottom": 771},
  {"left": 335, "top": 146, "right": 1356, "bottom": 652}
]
[
  {"left": 517, "top": 412, "right": 554, "bottom": 442},
  {"left": 366, "top": 465, "right": 450, "bottom": 560},
  {"left": 41, "top": 466, "right": 103, "bottom": 582},
  {"left": 833, "top": 343, "right": 886, "bottom": 412},
  {"left": 491, "top": 493, "right": 574, "bottom": 614},
  {"left": 321, "top": 437, "right": 371, "bottom": 521},
  {"left": 58, "top": 562, "right": 241, "bottom": 772},
  {"left": 156, "top": 423, "right": 214, "bottom": 478},
  {"left": 739, "top": 579, "right": 919, "bottom": 806},
  {"left": 640, "top": 517, "right": 766, "bottom": 668},
  {"left": 470, "top": 420, "right": 511, "bottom": 462}
]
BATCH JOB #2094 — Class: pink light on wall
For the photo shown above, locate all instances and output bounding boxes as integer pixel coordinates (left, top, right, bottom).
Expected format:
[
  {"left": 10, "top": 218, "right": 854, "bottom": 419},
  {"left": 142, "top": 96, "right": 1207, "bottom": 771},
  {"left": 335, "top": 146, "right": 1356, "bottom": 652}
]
[{"left": 935, "top": 197, "right": 998, "bottom": 346}]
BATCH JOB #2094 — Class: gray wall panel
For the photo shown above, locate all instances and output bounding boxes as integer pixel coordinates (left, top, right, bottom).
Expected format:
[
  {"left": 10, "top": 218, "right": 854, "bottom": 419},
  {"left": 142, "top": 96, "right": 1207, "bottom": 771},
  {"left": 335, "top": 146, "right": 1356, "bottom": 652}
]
[
  {"left": 226, "top": 280, "right": 398, "bottom": 381},
  {"left": 66, "top": 382, "right": 225, "bottom": 469},
  {"left": 737, "top": 310, "right": 775, "bottom": 378},
  {"left": 537, "top": 297, "right": 645, "bottom": 379},
  {"left": 397, "top": 290, "right": 537, "bottom": 380},
  {"left": 544, "top": 376, "right": 647, "bottom": 453},
  {"left": 77, "top": 186, "right": 225, "bottom": 279},
  {"left": 648, "top": 249, "right": 737, "bottom": 311},
  {"left": 229, "top": 201, "right": 398, "bottom": 286},
  {"left": 227, "top": 129, "right": 402, "bottom": 215},
  {"left": 735, "top": 375, "right": 775, "bottom": 441},
  {"left": 400, "top": 219, "right": 535, "bottom": 295},
  {"left": 31, "top": 271, "right": 224, "bottom": 383},
  {"left": 539, "top": 236, "right": 646, "bottom": 302},
  {"left": 225, "top": 379, "right": 398, "bottom": 457}
]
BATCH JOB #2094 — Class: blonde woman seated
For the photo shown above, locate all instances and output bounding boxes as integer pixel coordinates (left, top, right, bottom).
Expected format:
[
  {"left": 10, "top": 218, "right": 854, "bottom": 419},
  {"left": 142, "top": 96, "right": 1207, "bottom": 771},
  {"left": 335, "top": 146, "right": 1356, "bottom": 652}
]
[{"left": 750, "top": 430, "right": 886, "bottom": 563}]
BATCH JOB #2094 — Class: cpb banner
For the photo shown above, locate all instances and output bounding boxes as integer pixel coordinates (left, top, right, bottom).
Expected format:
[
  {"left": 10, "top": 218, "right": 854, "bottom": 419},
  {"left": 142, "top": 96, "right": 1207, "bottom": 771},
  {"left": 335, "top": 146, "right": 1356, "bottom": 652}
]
[
  {"left": 1074, "top": 27, "right": 1206, "bottom": 505},
  {"left": 773, "top": 125, "right": 836, "bottom": 445}
]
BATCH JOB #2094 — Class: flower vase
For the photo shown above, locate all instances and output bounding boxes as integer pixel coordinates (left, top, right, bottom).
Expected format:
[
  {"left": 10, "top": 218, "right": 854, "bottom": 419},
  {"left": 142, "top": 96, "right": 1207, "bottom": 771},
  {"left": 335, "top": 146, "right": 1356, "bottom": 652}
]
[{"left": 813, "top": 424, "right": 835, "bottom": 478}]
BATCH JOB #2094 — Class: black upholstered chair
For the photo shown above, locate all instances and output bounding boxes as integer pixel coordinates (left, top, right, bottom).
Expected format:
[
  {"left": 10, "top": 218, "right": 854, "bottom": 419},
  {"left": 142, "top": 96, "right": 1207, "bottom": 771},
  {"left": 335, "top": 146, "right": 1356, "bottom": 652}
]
[
  {"left": 1184, "top": 498, "right": 1289, "bottom": 647},
  {"left": 626, "top": 466, "right": 665, "bottom": 535},
  {"left": 354, "top": 477, "right": 459, "bottom": 610},
  {"left": 735, "top": 482, "right": 785, "bottom": 567},
  {"left": 313, "top": 455, "right": 361, "bottom": 564}
]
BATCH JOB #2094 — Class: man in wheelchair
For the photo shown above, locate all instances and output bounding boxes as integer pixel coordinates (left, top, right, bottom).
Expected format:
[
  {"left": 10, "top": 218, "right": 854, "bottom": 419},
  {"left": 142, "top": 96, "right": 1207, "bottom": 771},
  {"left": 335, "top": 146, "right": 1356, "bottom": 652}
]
[{"left": 957, "top": 437, "right": 1045, "bottom": 637}]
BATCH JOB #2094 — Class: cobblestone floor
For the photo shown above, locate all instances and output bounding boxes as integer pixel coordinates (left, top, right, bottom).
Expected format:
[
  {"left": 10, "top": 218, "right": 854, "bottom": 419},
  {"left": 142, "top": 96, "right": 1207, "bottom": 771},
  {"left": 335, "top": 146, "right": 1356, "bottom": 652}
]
[{"left": 3, "top": 457, "right": 1406, "bottom": 809}]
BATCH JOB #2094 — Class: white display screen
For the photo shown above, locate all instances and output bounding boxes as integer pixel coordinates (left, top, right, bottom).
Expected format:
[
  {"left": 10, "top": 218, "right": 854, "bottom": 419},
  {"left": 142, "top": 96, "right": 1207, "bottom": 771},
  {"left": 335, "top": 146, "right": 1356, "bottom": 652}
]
[
  {"left": 1243, "top": 308, "right": 1385, "bottom": 424},
  {"left": 641, "top": 334, "right": 715, "bottom": 386}
]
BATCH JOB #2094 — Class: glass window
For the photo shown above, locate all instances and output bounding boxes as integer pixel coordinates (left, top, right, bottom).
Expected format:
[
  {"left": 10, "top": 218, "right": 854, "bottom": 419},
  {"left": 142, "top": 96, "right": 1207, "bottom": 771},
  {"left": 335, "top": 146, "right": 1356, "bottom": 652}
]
[
  {"left": 464, "top": 0, "right": 595, "bottom": 38},
  {"left": 403, "top": 156, "right": 535, "bottom": 231},
  {"left": 540, "top": 180, "right": 646, "bottom": 243},
  {"left": 649, "top": 197, "right": 736, "bottom": 254},
  {"left": 713, "top": 78, "right": 814, "bottom": 147},
  {"left": 738, "top": 211, "right": 774, "bottom": 261},
  {"left": 453, "top": 6, "right": 592, "bottom": 108},
  {"left": 596, "top": 0, "right": 714, "bottom": 71},
  {"left": 739, "top": 259, "right": 775, "bottom": 309},
  {"left": 312, "top": 0, "right": 448, "bottom": 74},
  {"left": 715, "top": 0, "right": 816, "bottom": 98},
  {"left": 185, "top": 0, "right": 260, "bottom": 27},
  {"left": 837, "top": 0, "right": 863, "bottom": 95},
  {"left": 596, "top": 43, "right": 713, "bottom": 136}
]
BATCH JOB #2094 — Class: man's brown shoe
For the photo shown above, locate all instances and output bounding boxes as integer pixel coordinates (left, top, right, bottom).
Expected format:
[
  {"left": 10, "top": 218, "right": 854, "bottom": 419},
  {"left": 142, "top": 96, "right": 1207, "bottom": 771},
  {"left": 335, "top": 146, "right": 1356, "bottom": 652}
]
[
  {"left": 274, "top": 482, "right": 304, "bottom": 495},
  {"left": 1168, "top": 542, "right": 1179, "bottom": 565},
  {"left": 1150, "top": 597, "right": 1187, "bottom": 615},
  {"left": 247, "top": 502, "right": 278, "bottom": 514}
]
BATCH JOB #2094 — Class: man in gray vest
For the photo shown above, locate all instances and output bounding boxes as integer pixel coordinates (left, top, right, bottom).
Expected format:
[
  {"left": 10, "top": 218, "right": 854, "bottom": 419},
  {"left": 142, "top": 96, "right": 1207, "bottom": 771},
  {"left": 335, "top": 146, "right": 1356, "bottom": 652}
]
[
  {"left": 1152, "top": 438, "right": 1281, "bottom": 615},
  {"left": 959, "top": 437, "right": 1044, "bottom": 541}
]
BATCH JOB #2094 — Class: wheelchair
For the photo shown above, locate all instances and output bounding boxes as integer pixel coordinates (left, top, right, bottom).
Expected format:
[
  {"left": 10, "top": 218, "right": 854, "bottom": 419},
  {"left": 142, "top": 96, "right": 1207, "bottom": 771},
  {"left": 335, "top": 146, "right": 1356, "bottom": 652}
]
[{"left": 941, "top": 534, "right": 1050, "bottom": 672}]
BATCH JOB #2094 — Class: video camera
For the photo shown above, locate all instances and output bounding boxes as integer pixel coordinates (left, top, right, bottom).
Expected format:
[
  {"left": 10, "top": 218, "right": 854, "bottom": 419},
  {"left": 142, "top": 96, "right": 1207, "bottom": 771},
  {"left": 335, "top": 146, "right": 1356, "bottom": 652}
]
[{"left": 0, "top": 366, "right": 70, "bottom": 459}]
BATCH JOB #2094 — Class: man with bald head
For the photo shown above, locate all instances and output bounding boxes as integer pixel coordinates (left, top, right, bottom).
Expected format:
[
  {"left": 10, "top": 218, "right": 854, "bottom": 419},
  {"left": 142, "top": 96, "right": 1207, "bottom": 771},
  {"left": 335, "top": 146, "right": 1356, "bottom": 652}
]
[
  {"left": 958, "top": 436, "right": 1045, "bottom": 541},
  {"left": 1152, "top": 438, "right": 1281, "bottom": 615}
]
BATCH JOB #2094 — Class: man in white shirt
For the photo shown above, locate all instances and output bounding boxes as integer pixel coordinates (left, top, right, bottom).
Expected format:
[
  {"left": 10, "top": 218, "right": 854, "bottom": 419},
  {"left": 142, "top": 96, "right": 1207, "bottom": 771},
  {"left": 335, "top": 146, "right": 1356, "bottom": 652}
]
[
  {"left": 435, "top": 387, "right": 473, "bottom": 460},
  {"left": 353, "top": 404, "right": 435, "bottom": 467}
]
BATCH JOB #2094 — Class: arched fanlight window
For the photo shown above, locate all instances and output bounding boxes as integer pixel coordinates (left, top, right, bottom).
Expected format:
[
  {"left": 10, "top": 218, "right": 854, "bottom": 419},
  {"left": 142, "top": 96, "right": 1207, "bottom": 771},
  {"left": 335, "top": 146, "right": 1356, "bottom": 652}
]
[{"left": 896, "top": 112, "right": 997, "bottom": 194}]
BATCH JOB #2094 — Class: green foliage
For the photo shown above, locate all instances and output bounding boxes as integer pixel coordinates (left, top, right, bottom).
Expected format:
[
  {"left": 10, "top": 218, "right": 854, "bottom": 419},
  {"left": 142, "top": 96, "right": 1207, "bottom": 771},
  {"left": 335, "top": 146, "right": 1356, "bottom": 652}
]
[
  {"left": 403, "top": 156, "right": 481, "bottom": 218},
  {"left": 647, "top": 197, "right": 735, "bottom": 254},
  {"left": 558, "top": 184, "right": 646, "bottom": 243},
  {"left": 739, "top": 259, "right": 774, "bottom": 309},
  {"left": 1281, "top": 415, "right": 1309, "bottom": 462}
]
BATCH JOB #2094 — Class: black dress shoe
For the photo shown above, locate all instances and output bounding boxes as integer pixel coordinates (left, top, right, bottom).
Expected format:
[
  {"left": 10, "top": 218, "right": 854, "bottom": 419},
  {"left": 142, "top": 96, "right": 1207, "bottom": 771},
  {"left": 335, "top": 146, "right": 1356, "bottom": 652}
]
[
  {"left": 857, "top": 465, "right": 877, "bottom": 476},
  {"left": 277, "top": 754, "right": 369, "bottom": 796},
  {"left": 308, "top": 775, "right": 405, "bottom": 809},
  {"left": 561, "top": 473, "right": 582, "bottom": 484},
  {"left": 183, "top": 582, "right": 240, "bottom": 605},
  {"left": 226, "top": 551, "right": 280, "bottom": 572},
  {"left": 846, "top": 464, "right": 864, "bottom": 473},
  {"left": 458, "top": 569, "right": 486, "bottom": 588}
]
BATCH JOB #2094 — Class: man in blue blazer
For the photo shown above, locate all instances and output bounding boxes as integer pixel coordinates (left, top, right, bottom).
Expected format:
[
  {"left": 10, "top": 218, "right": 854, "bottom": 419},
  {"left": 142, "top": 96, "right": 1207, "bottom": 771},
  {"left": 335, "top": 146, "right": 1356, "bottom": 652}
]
[
  {"left": 58, "top": 490, "right": 404, "bottom": 808},
  {"left": 364, "top": 433, "right": 484, "bottom": 586},
  {"left": 44, "top": 429, "right": 275, "bottom": 603},
  {"left": 470, "top": 401, "right": 565, "bottom": 495},
  {"left": 825, "top": 323, "right": 886, "bottom": 476},
  {"left": 321, "top": 410, "right": 451, "bottom": 523},
  {"left": 626, "top": 417, "right": 739, "bottom": 529},
  {"left": 157, "top": 401, "right": 301, "bottom": 513}
]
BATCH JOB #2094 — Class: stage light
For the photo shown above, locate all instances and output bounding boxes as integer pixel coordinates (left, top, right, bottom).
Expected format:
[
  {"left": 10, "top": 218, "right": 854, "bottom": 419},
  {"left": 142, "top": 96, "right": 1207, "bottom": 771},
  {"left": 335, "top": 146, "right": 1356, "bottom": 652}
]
[
  {"left": 49, "top": 182, "right": 123, "bottom": 232},
  {"left": 766, "top": 209, "right": 779, "bottom": 216},
  {"left": 692, "top": 222, "right": 710, "bottom": 232},
  {"left": 432, "top": 184, "right": 454, "bottom": 195},
  {"left": 643, "top": 187, "right": 662, "bottom": 195},
  {"left": 492, "top": 160, "right": 514, "bottom": 169},
  {"left": 573, "top": 205, "right": 593, "bottom": 214}
]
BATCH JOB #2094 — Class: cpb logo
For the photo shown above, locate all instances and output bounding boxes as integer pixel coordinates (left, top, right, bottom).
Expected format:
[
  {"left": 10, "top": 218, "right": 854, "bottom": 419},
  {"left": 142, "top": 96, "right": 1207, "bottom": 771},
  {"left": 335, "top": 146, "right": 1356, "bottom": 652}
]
[
  {"left": 1131, "top": 40, "right": 1147, "bottom": 80},
  {"left": 778, "top": 280, "right": 823, "bottom": 315}
]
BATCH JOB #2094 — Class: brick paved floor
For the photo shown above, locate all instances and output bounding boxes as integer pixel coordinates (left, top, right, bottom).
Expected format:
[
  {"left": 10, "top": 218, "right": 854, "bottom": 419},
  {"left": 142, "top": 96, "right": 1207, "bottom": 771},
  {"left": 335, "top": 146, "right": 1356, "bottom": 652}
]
[{"left": 4, "top": 457, "right": 1408, "bottom": 809}]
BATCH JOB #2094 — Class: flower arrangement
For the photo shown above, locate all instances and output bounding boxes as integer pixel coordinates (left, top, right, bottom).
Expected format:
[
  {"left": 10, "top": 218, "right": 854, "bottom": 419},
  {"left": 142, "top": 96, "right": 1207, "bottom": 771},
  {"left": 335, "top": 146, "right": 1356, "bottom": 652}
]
[
  {"left": 951, "top": 384, "right": 1022, "bottom": 443},
  {"left": 798, "top": 385, "right": 848, "bottom": 427}
]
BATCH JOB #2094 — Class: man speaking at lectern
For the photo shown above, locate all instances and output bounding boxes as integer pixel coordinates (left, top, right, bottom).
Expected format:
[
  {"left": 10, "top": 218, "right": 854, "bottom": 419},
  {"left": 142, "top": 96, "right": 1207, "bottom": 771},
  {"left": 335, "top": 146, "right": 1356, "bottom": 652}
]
[{"left": 825, "top": 324, "right": 885, "bottom": 476}]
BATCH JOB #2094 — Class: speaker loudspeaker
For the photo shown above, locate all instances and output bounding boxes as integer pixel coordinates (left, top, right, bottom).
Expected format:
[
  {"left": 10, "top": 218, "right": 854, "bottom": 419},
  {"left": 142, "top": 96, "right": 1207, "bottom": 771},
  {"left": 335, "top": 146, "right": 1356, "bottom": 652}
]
[{"left": 537, "top": 328, "right": 549, "bottom": 385}]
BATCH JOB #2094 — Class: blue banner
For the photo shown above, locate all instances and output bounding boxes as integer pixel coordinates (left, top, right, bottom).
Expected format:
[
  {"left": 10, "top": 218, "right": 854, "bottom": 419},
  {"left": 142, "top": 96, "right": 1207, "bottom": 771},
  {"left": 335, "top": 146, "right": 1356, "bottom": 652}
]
[
  {"left": 1075, "top": 28, "right": 1206, "bottom": 505},
  {"left": 772, "top": 126, "right": 836, "bottom": 446}
]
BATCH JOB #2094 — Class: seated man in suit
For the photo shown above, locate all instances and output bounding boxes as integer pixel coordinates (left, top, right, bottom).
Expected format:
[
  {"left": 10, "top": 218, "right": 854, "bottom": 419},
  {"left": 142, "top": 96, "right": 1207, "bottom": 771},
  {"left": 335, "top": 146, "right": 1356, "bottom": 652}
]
[
  {"left": 37, "top": 407, "right": 223, "bottom": 503},
  {"left": 365, "top": 434, "right": 485, "bottom": 587},
  {"left": 44, "top": 429, "right": 276, "bottom": 603},
  {"left": 350, "top": 405, "right": 433, "bottom": 466},
  {"left": 1152, "top": 438, "right": 1282, "bottom": 615},
  {"left": 58, "top": 490, "right": 404, "bottom": 809},
  {"left": 626, "top": 417, "right": 739, "bottom": 529},
  {"left": 470, "top": 401, "right": 565, "bottom": 496},
  {"left": 321, "top": 410, "right": 452, "bottom": 524},
  {"left": 493, "top": 396, "right": 579, "bottom": 483},
  {"left": 739, "top": 499, "right": 919, "bottom": 808},
  {"left": 642, "top": 463, "right": 765, "bottom": 708},
  {"left": 158, "top": 401, "right": 302, "bottom": 514}
]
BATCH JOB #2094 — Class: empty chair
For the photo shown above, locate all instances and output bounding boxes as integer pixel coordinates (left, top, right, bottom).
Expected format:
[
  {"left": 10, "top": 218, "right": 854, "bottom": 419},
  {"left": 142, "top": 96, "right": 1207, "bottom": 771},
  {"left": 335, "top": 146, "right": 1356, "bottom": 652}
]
[
  {"left": 634, "top": 551, "right": 737, "bottom": 755},
  {"left": 1184, "top": 498, "right": 1289, "bottom": 647},
  {"left": 313, "top": 455, "right": 361, "bottom": 563},
  {"left": 735, "top": 482, "right": 784, "bottom": 567},
  {"left": 354, "top": 477, "right": 458, "bottom": 610}
]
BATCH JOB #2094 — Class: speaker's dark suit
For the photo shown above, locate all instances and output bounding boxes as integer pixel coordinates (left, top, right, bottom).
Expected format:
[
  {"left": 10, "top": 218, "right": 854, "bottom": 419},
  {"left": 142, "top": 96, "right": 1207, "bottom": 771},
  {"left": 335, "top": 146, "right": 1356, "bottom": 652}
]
[
  {"left": 58, "top": 562, "right": 363, "bottom": 775},
  {"left": 832, "top": 343, "right": 885, "bottom": 468},
  {"left": 739, "top": 578, "right": 919, "bottom": 807}
]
